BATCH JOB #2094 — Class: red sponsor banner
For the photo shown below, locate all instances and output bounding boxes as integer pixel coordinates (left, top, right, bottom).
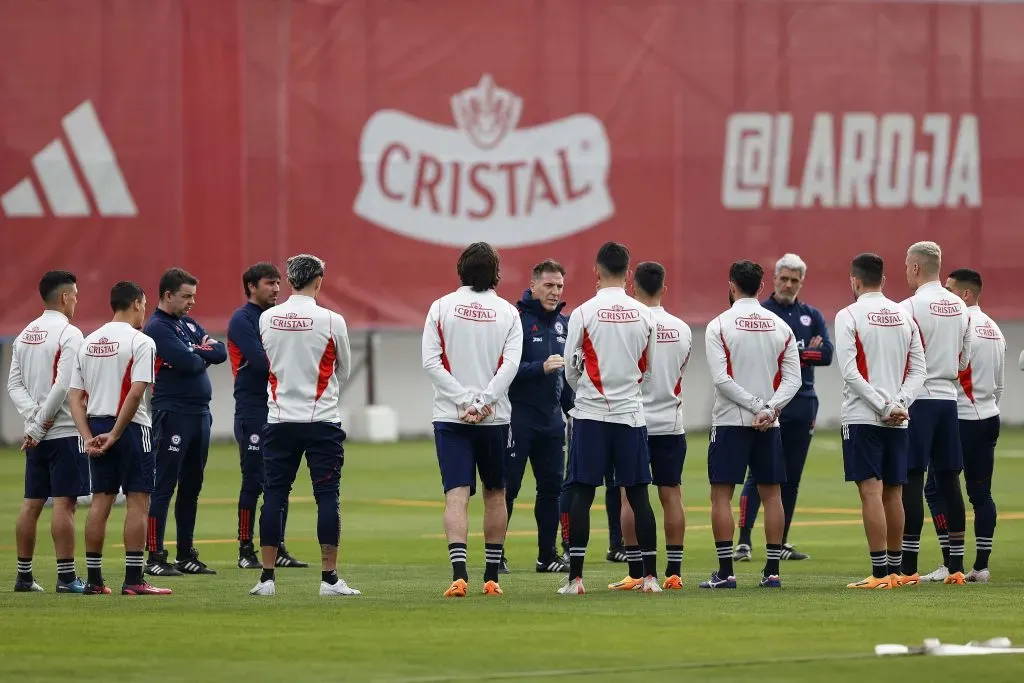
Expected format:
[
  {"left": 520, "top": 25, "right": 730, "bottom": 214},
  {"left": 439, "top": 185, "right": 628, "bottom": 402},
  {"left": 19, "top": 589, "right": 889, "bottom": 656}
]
[{"left": 2, "top": 0, "right": 1024, "bottom": 337}]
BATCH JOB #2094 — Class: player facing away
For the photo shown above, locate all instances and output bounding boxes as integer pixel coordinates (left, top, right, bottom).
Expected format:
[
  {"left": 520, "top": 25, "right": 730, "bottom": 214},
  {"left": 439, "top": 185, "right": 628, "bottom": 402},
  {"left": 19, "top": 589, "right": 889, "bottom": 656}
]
[
  {"left": 249, "top": 254, "right": 360, "bottom": 597},
  {"left": 735, "top": 254, "right": 832, "bottom": 563},
  {"left": 701, "top": 260, "right": 800, "bottom": 589},
  {"left": 143, "top": 268, "right": 227, "bottom": 577},
  {"left": 836, "top": 254, "right": 926, "bottom": 589},
  {"left": 68, "top": 281, "right": 172, "bottom": 595},
  {"left": 560, "top": 241, "right": 661, "bottom": 595},
  {"left": 917, "top": 269, "right": 1004, "bottom": 583},
  {"left": 227, "top": 262, "right": 307, "bottom": 569},
  {"left": 422, "top": 242, "right": 523, "bottom": 597},
  {"left": 613, "top": 262, "right": 692, "bottom": 591},
  {"left": 7, "top": 271, "right": 88, "bottom": 592},
  {"left": 899, "top": 241, "right": 971, "bottom": 586}
]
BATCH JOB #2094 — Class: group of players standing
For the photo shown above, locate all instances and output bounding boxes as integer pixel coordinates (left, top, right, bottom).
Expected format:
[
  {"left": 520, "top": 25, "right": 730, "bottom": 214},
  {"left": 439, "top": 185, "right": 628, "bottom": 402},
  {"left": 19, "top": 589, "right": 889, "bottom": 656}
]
[
  {"left": 8, "top": 237, "right": 1003, "bottom": 598},
  {"left": 425, "top": 239, "right": 1003, "bottom": 596}
]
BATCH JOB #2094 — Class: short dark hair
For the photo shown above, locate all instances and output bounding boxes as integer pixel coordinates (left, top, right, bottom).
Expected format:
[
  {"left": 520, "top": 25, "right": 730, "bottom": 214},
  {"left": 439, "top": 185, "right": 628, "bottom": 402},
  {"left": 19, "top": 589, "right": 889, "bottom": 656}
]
[
  {"left": 285, "top": 254, "right": 325, "bottom": 290},
  {"left": 159, "top": 268, "right": 198, "bottom": 298},
  {"left": 242, "top": 262, "right": 281, "bottom": 298},
  {"left": 851, "top": 253, "right": 884, "bottom": 287},
  {"left": 38, "top": 270, "right": 76, "bottom": 304},
  {"left": 948, "top": 268, "right": 982, "bottom": 293},
  {"left": 634, "top": 261, "right": 665, "bottom": 297},
  {"left": 110, "top": 281, "right": 145, "bottom": 312},
  {"left": 596, "top": 241, "right": 629, "bottom": 278},
  {"left": 729, "top": 260, "right": 764, "bottom": 297},
  {"left": 531, "top": 259, "right": 565, "bottom": 280},
  {"left": 457, "top": 242, "right": 500, "bottom": 292}
]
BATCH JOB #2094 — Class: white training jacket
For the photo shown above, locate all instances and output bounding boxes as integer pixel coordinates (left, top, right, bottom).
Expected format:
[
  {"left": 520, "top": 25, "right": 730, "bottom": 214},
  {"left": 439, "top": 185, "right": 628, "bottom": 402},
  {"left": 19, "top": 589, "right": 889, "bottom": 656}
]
[
  {"left": 900, "top": 281, "right": 970, "bottom": 401},
  {"left": 957, "top": 305, "right": 1005, "bottom": 421},
  {"left": 422, "top": 286, "right": 523, "bottom": 425},
  {"left": 564, "top": 287, "right": 657, "bottom": 428},
  {"left": 705, "top": 297, "right": 801, "bottom": 428},
  {"left": 642, "top": 306, "right": 692, "bottom": 436},
  {"left": 834, "top": 291, "right": 926, "bottom": 427}
]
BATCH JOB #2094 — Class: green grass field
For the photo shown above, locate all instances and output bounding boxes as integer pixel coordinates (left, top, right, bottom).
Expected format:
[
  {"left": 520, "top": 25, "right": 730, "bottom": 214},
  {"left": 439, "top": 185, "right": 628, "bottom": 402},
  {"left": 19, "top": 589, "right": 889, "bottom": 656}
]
[{"left": 2, "top": 429, "right": 1024, "bottom": 682}]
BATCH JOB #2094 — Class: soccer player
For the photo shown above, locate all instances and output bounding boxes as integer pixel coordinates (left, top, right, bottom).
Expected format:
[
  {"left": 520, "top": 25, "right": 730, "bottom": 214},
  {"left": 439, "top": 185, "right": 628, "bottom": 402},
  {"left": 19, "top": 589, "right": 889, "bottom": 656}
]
[
  {"left": 248, "top": 254, "right": 360, "bottom": 597},
  {"left": 143, "top": 268, "right": 227, "bottom": 576},
  {"left": 228, "top": 262, "right": 308, "bottom": 569},
  {"left": 7, "top": 271, "right": 87, "bottom": 592},
  {"left": 612, "top": 262, "right": 692, "bottom": 591},
  {"left": 899, "top": 242, "right": 971, "bottom": 586},
  {"left": 560, "top": 241, "right": 660, "bottom": 595},
  {"left": 503, "top": 259, "right": 570, "bottom": 574},
  {"left": 701, "top": 260, "right": 800, "bottom": 589},
  {"left": 735, "top": 254, "right": 832, "bottom": 563},
  {"left": 422, "top": 242, "right": 523, "bottom": 597},
  {"left": 69, "top": 281, "right": 171, "bottom": 595},
  {"left": 835, "top": 254, "right": 925, "bottom": 589},
  {"left": 918, "top": 269, "right": 1004, "bottom": 583}
]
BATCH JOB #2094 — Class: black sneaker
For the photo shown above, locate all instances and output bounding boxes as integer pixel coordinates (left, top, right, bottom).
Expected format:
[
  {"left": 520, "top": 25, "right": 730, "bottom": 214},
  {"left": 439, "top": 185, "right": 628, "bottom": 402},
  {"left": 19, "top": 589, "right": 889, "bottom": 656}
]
[
  {"left": 173, "top": 548, "right": 217, "bottom": 575},
  {"left": 275, "top": 545, "right": 309, "bottom": 568},
  {"left": 536, "top": 556, "right": 569, "bottom": 573},
  {"left": 780, "top": 543, "right": 810, "bottom": 560},
  {"left": 498, "top": 555, "right": 510, "bottom": 575},
  {"left": 145, "top": 550, "right": 184, "bottom": 577},
  {"left": 606, "top": 546, "right": 628, "bottom": 563},
  {"left": 238, "top": 542, "right": 261, "bottom": 569}
]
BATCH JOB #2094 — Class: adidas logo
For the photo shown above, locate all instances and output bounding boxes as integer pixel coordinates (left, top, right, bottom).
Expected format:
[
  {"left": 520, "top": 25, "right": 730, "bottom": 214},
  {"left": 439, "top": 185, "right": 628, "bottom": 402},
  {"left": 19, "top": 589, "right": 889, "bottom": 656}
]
[{"left": 1, "top": 100, "right": 137, "bottom": 218}]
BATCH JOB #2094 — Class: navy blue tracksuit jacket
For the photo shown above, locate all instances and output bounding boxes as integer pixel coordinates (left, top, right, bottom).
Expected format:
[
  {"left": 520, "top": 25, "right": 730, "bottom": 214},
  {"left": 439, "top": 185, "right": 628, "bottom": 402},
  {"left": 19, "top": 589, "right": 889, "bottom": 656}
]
[{"left": 508, "top": 289, "right": 574, "bottom": 433}]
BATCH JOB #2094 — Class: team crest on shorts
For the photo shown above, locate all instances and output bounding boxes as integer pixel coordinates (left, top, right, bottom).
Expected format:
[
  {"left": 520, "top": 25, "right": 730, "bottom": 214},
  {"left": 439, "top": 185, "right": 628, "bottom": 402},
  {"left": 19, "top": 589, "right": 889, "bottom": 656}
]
[
  {"left": 800, "top": 315, "right": 812, "bottom": 326},
  {"left": 250, "top": 434, "right": 260, "bottom": 444},
  {"left": 171, "top": 434, "right": 182, "bottom": 445}
]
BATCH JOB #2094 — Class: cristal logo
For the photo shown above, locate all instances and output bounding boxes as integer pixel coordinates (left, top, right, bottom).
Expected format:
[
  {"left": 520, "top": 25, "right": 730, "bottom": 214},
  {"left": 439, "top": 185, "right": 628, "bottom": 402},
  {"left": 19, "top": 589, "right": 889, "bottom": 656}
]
[
  {"left": 976, "top": 321, "right": 1001, "bottom": 340},
  {"left": 722, "top": 113, "right": 981, "bottom": 210},
  {"left": 86, "top": 337, "right": 119, "bottom": 357},
  {"left": 597, "top": 305, "right": 640, "bottom": 323},
  {"left": 929, "top": 299, "right": 962, "bottom": 317},
  {"left": 354, "top": 74, "right": 614, "bottom": 247},
  {"left": 20, "top": 326, "right": 48, "bottom": 344},
  {"left": 735, "top": 313, "right": 776, "bottom": 331},
  {"left": 270, "top": 312, "right": 314, "bottom": 331},
  {"left": 867, "top": 308, "right": 904, "bottom": 327},
  {"left": 454, "top": 302, "right": 497, "bottom": 322},
  {"left": 657, "top": 324, "right": 680, "bottom": 342}
]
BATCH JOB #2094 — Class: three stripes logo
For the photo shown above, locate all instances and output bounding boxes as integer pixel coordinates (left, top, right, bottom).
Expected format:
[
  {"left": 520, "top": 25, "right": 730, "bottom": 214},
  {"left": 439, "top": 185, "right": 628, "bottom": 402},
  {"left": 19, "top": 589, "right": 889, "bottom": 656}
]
[{"left": 1, "top": 100, "right": 137, "bottom": 218}]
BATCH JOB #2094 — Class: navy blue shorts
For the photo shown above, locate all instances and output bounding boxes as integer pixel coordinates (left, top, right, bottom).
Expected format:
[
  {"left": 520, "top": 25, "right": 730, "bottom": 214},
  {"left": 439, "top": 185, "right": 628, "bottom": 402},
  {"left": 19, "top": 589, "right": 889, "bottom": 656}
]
[
  {"left": 648, "top": 434, "right": 687, "bottom": 487},
  {"left": 908, "top": 399, "right": 962, "bottom": 473},
  {"left": 262, "top": 421, "right": 345, "bottom": 496},
  {"left": 708, "top": 426, "right": 786, "bottom": 485},
  {"left": 433, "top": 422, "right": 507, "bottom": 495},
  {"left": 87, "top": 418, "right": 155, "bottom": 495},
  {"left": 842, "top": 424, "right": 909, "bottom": 485},
  {"left": 24, "top": 436, "right": 89, "bottom": 499},
  {"left": 567, "top": 419, "right": 651, "bottom": 488}
]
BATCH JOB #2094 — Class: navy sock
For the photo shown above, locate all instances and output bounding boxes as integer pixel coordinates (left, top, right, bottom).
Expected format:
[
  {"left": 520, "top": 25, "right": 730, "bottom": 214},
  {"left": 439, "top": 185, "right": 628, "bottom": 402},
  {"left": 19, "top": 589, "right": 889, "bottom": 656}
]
[
  {"left": 484, "top": 543, "right": 503, "bottom": 583},
  {"left": 125, "top": 551, "right": 144, "bottom": 585},
  {"left": 260, "top": 567, "right": 275, "bottom": 583},
  {"left": 569, "top": 484, "right": 596, "bottom": 580},
  {"left": 871, "top": 550, "right": 888, "bottom": 579},
  {"left": 321, "top": 569, "right": 338, "bottom": 585},
  {"left": 605, "top": 487, "right": 622, "bottom": 549},
  {"left": 86, "top": 552, "right": 103, "bottom": 585},
  {"left": 625, "top": 545, "right": 642, "bottom": 579},
  {"left": 57, "top": 558, "right": 76, "bottom": 584},
  {"left": 715, "top": 540, "right": 733, "bottom": 578},
  {"left": 764, "top": 543, "right": 782, "bottom": 577},
  {"left": 448, "top": 543, "right": 468, "bottom": 582},
  {"left": 665, "top": 545, "right": 683, "bottom": 578},
  {"left": 887, "top": 550, "right": 902, "bottom": 576},
  {"left": 16, "top": 557, "right": 32, "bottom": 582}
]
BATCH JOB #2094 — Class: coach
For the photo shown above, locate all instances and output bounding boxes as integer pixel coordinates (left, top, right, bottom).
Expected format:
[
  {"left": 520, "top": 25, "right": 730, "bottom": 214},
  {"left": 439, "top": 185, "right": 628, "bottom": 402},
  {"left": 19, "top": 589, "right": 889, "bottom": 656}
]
[
  {"left": 502, "top": 260, "right": 574, "bottom": 574},
  {"left": 143, "top": 268, "right": 226, "bottom": 577},
  {"left": 735, "top": 253, "right": 832, "bottom": 563}
]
